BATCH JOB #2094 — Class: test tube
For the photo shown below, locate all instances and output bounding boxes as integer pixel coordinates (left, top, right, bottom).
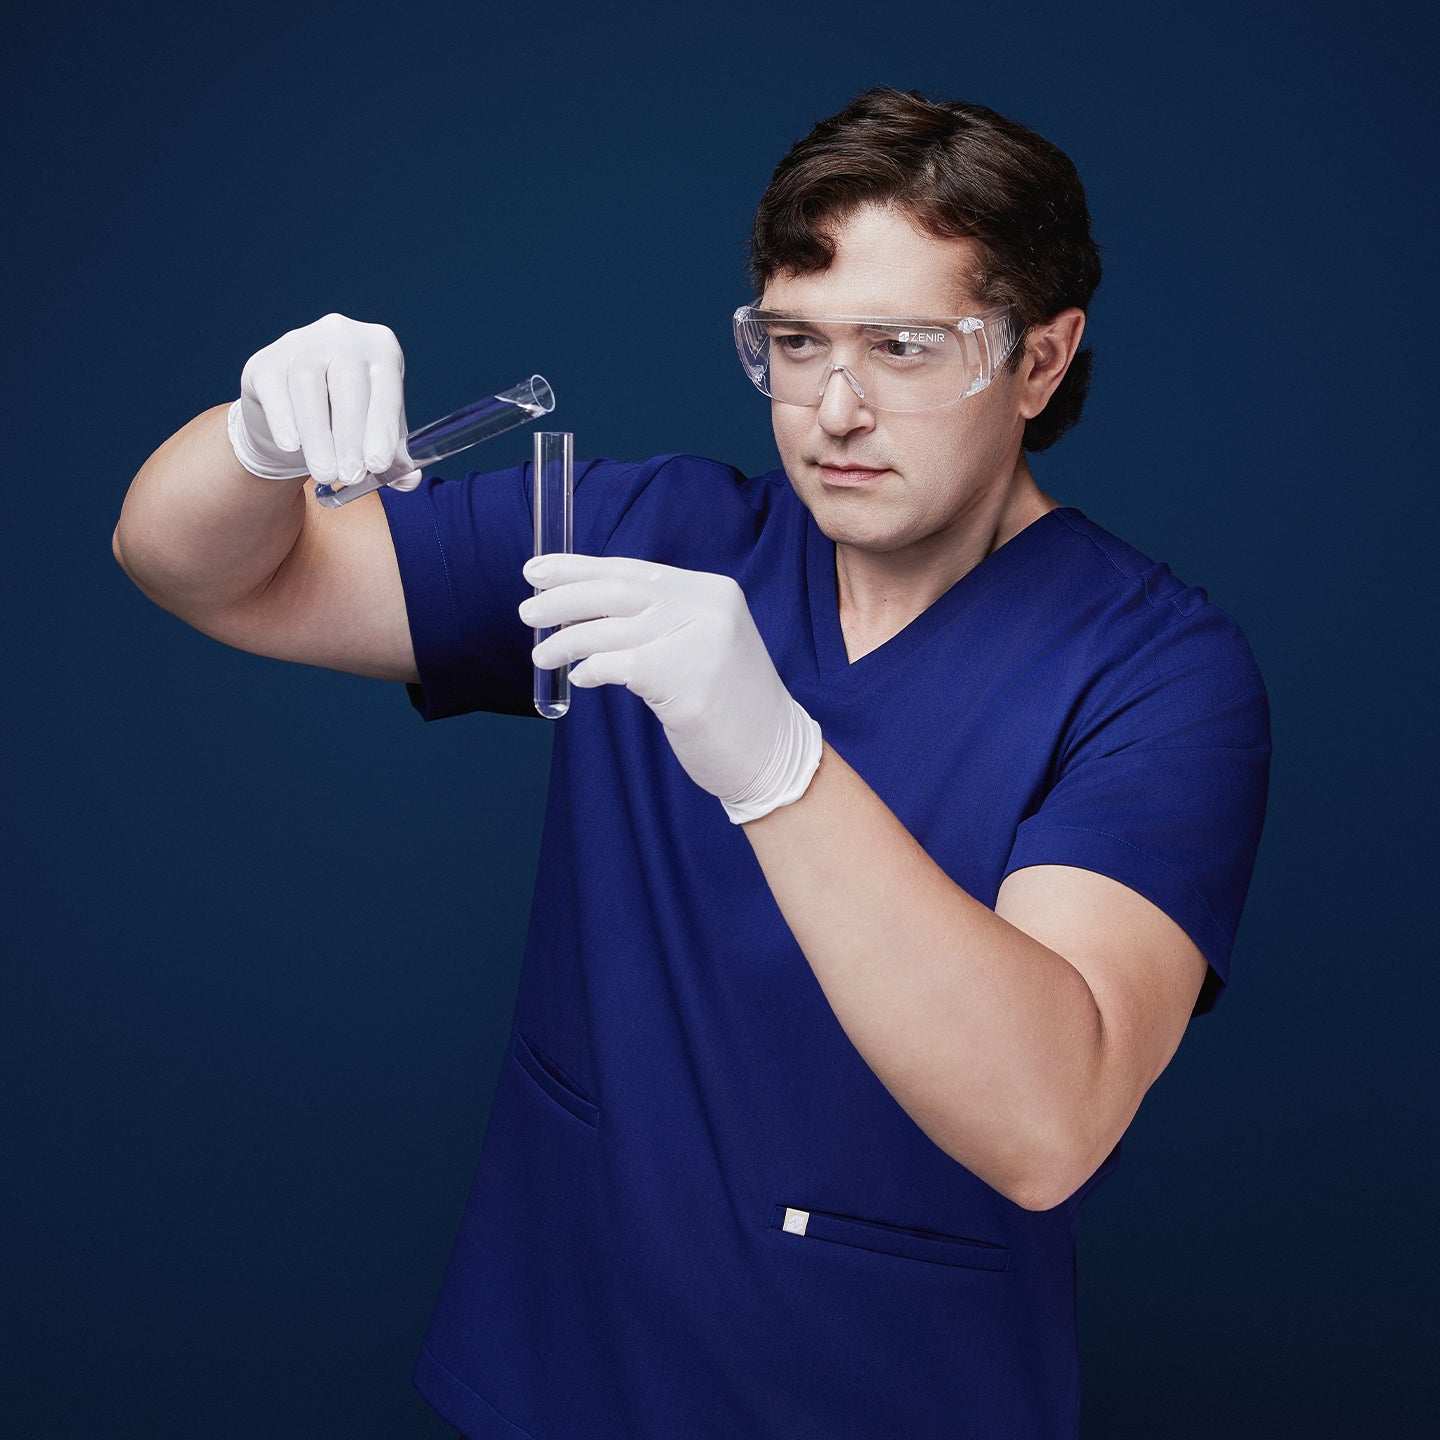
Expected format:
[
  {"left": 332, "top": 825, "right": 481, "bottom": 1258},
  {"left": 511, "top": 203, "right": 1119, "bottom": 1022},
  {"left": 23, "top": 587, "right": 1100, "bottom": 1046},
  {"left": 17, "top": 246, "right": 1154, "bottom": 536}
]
[
  {"left": 314, "top": 374, "right": 556, "bottom": 508},
  {"left": 533, "top": 431, "right": 573, "bottom": 720}
]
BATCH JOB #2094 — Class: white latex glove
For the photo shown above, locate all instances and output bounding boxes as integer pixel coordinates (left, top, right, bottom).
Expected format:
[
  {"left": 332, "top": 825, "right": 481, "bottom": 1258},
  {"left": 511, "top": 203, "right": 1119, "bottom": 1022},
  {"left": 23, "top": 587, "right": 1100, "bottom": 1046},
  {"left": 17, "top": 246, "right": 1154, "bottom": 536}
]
[
  {"left": 521, "top": 554, "right": 823, "bottom": 824},
  {"left": 226, "top": 312, "right": 421, "bottom": 493}
]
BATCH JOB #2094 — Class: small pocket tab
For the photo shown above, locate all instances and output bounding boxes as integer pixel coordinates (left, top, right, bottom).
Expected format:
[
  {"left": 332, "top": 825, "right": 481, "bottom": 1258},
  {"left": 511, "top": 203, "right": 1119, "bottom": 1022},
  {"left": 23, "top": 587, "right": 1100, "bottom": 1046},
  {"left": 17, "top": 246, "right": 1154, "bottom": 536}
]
[{"left": 781, "top": 1207, "right": 810, "bottom": 1236}]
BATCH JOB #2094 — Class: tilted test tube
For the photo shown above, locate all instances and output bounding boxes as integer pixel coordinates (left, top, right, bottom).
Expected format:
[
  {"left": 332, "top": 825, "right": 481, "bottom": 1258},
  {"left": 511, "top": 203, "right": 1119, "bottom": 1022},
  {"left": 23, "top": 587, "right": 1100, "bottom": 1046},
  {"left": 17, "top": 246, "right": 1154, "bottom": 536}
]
[{"left": 313, "top": 375, "right": 555, "bottom": 508}]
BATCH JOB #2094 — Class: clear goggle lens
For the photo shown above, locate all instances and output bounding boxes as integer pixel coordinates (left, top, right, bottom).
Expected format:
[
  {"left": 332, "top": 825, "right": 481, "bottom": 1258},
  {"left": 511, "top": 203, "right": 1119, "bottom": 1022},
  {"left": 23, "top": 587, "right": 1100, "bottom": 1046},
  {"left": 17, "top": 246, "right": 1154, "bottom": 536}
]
[{"left": 732, "top": 305, "right": 1022, "bottom": 412}]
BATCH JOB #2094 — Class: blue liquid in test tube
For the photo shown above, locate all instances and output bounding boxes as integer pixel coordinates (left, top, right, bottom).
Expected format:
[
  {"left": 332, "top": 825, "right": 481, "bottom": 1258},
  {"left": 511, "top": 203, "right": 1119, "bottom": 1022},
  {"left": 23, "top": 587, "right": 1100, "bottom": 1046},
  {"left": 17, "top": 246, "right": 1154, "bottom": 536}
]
[{"left": 533, "top": 431, "right": 573, "bottom": 720}]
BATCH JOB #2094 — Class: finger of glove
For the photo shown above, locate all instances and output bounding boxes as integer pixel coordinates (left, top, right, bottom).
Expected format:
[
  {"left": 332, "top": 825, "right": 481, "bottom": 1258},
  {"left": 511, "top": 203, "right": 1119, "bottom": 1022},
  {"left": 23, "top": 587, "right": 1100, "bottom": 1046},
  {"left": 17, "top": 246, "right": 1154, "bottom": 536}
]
[
  {"left": 363, "top": 357, "right": 407, "bottom": 476},
  {"left": 325, "top": 355, "right": 373, "bottom": 486},
  {"left": 287, "top": 361, "right": 340, "bottom": 485},
  {"left": 524, "top": 552, "right": 667, "bottom": 591},
  {"left": 531, "top": 615, "right": 655, "bottom": 670},
  {"left": 520, "top": 575, "right": 663, "bottom": 629},
  {"left": 246, "top": 362, "right": 301, "bottom": 455},
  {"left": 568, "top": 650, "right": 660, "bottom": 693}
]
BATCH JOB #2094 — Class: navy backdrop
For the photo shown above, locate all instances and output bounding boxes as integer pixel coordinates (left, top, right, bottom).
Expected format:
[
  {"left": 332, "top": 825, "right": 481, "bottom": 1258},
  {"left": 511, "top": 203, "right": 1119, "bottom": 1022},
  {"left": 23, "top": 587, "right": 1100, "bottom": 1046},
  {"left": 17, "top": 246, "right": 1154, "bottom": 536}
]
[{"left": 5, "top": 1, "right": 1436, "bottom": 1435}]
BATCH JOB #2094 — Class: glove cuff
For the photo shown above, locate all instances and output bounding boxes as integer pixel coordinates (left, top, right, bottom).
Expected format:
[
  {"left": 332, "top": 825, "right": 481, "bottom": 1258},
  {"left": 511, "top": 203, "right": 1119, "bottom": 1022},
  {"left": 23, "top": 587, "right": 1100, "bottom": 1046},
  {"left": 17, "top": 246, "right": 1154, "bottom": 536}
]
[
  {"left": 721, "top": 698, "right": 823, "bottom": 825},
  {"left": 226, "top": 399, "right": 309, "bottom": 482}
]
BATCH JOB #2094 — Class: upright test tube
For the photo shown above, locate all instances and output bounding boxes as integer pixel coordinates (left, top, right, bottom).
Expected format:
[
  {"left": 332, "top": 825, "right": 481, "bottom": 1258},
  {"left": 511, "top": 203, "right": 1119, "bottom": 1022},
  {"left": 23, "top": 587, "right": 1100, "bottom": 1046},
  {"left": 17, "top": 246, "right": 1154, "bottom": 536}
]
[{"left": 533, "top": 431, "right": 574, "bottom": 720}]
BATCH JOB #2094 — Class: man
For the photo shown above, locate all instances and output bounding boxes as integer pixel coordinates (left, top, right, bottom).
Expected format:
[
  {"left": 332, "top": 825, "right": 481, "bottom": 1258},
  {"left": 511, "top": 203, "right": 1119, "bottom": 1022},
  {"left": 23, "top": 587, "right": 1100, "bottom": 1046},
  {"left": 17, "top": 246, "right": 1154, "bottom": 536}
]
[{"left": 114, "top": 89, "right": 1269, "bottom": 1440}]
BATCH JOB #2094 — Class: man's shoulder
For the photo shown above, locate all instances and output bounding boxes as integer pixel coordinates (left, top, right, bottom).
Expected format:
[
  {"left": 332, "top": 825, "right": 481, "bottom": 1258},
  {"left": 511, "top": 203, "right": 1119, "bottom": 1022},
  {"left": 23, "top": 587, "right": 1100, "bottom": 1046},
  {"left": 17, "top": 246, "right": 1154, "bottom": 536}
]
[
  {"left": 1046, "top": 509, "right": 1204, "bottom": 609},
  {"left": 1042, "top": 507, "right": 1266, "bottom": 703},
  {"left": 1046, "top": 508, "right": 1246, "bottom": 627}
]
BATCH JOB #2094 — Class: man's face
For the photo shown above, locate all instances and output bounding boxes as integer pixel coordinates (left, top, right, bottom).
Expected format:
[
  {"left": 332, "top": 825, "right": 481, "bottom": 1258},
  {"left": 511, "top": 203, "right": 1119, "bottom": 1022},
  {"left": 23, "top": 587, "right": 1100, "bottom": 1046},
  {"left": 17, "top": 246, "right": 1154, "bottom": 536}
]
[{"left": 761, "top": 204, "right": 1028, "bottom": 562}]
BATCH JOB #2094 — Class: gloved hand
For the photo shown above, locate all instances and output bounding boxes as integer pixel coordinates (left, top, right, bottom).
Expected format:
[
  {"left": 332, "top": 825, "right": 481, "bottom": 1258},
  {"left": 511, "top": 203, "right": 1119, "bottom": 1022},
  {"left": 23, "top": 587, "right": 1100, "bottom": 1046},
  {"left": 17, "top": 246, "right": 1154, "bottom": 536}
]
[
  {"left": 226, "top": 312, "right": 421, "bottom": 493},
  {"left": 521, "top": 555, "right": 823, "bottom": 824}
]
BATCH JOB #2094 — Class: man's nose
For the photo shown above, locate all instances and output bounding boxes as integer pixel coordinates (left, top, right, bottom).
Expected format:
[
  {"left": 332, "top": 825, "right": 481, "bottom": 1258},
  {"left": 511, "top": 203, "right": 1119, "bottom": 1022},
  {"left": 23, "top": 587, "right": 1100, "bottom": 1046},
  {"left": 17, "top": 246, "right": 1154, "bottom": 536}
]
[{"left": 815, "top": 365, "right": 876, "bottom": 434}]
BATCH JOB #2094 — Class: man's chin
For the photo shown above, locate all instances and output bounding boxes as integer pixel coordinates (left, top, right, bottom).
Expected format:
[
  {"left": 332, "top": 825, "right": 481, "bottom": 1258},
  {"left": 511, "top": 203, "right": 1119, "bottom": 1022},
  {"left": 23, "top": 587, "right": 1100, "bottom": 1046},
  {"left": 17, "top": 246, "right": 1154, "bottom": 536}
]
[{"left": 807, "top": 505, "right": 915, "bottom": 557}]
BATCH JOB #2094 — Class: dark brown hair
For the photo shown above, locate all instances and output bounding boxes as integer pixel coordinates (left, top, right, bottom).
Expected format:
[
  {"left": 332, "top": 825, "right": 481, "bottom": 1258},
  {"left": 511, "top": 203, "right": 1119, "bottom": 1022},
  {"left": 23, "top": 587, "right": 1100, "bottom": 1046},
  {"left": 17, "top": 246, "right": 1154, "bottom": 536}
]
[{"left": 749, "top": 88, "right": 1102, "bottom": 452}]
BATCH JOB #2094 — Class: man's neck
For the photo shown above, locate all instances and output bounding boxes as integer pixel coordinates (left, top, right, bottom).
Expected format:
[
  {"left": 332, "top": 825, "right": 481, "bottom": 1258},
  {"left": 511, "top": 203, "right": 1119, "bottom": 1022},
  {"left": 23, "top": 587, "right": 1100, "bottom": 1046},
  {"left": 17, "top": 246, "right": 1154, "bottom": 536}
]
[{"left": 835, "top": 462, "right": 1057, "bottom": 663}]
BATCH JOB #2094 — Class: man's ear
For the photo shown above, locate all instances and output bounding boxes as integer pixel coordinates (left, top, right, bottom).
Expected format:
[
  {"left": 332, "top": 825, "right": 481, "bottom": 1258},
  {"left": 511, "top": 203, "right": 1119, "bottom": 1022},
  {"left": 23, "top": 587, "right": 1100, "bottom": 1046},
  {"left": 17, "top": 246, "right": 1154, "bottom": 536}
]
[{"left": 1017, "top": 308, "right": 1086, "bottom": 420}]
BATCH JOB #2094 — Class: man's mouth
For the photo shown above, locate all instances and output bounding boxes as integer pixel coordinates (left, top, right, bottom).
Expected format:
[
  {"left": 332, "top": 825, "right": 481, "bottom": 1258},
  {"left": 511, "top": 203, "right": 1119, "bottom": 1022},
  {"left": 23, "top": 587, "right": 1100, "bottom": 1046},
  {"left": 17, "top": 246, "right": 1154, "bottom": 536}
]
[{"left": 814, "top": 461, "right": 891, "bottom": 487}]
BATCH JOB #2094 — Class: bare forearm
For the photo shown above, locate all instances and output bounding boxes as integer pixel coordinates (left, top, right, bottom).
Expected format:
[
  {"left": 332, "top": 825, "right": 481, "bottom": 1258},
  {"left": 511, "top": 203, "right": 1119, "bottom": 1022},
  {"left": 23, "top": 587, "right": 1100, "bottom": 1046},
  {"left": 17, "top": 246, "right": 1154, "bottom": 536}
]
[
  {"left": 743, "top": 744, "right": 1107, "bottom": 1209},
  {"left": 113, "top": 403, "right": 308, "bottom": 623}
]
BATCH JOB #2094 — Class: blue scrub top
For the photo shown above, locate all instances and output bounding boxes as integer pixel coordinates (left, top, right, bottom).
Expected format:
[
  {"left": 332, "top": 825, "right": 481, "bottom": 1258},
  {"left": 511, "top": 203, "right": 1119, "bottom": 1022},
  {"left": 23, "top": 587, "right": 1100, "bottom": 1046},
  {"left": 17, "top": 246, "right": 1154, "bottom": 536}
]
[{"left": 380, "top": 455, "right": 1269, "bottom": 1440}]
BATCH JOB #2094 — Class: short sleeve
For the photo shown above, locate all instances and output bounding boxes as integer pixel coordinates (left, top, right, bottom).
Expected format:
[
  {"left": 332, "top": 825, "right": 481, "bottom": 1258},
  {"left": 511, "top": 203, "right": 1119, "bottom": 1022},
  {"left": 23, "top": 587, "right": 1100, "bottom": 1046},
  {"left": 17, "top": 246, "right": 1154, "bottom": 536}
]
[{"left": 1003, "top": 613, "right": 1270, "bottom": 1014}]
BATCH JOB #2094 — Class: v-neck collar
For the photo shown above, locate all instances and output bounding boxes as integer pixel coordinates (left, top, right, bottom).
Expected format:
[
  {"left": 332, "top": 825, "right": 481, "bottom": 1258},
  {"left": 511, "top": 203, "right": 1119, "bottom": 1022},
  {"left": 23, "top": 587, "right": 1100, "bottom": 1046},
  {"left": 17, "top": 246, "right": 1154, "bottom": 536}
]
[{"left": 804, "top": 506, "right": 1079, "bottom": 680}]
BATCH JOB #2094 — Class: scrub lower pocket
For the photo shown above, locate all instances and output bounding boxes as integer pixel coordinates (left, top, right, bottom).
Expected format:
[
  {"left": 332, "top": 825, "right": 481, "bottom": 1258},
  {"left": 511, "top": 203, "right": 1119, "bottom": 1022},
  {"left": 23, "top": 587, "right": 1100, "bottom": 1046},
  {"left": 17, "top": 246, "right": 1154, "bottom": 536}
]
[{"left": 770, "top": 1203, "right": 1011, "bottom": 1271}]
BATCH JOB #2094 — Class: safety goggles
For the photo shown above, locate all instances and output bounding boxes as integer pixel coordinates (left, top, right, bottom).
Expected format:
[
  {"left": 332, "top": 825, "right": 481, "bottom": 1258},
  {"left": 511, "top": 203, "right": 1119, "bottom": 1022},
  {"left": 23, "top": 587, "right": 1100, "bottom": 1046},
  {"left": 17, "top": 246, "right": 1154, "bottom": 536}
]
[{"left": 732, "top": 304, "right": 1023, "bottom": 413}]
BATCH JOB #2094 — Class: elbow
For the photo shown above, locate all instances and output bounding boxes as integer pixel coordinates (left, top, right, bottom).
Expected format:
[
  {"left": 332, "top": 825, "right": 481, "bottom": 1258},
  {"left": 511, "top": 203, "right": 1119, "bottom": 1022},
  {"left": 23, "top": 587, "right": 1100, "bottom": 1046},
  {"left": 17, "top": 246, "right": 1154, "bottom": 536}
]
[
  {"left": 112, "top": 521, "right": 130, "bottom": 575},
  {"left": 112, "top": 505, "right": 172, "bottom": 603},
  {"left": 1014, "top": 1105, "right": 1127, "bottom": 1210},
  {"left": 952, "top": 1122, "right": 1113, "bottom": 1214},
  {"left": 112, "top": 517, "right": 151, "bottom": 596},
  {"left": 1001, "top": 1169, "right": 1087, "bottom": 1214}
]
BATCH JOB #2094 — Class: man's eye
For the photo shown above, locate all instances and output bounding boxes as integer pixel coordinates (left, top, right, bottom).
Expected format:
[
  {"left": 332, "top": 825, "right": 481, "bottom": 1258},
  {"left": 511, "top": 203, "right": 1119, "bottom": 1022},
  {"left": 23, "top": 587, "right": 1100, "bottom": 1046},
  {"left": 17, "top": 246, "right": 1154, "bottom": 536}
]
[
  {"left": 880, "top": 338, "right": 928, "bottom": 360},
  {"left": 772, "top": 333, "right": 824, "bottom": 359}
]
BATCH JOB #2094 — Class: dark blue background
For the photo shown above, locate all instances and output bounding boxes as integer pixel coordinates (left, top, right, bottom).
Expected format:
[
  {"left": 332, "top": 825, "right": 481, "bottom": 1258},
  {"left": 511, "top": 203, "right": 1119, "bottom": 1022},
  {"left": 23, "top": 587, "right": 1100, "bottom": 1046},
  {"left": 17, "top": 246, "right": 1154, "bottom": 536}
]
[{"left": 5, "top": 1, "right": 1435, "bottom": 1435}]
